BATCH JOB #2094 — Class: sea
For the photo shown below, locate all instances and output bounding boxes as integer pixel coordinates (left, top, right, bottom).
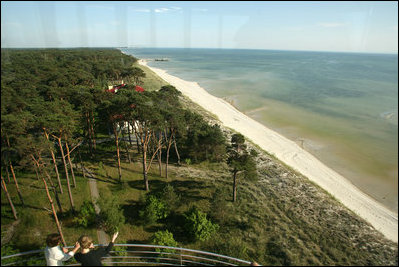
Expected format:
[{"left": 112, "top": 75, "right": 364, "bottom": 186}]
[{"left": 121, "top": 48, "right": 398, "bottom": 212}]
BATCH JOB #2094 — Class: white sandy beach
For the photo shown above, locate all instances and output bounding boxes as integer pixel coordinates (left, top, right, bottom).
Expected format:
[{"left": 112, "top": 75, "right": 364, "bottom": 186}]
[{"left": 138, "top": 59, "right": 398, "bottom": 243}]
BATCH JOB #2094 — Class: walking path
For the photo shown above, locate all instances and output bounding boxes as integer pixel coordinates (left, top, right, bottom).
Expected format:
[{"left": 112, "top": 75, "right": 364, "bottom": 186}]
[
  {"left": 1, "top": 219, "right": 20, "bottom": 245},
  {"left": 81, "top": 165, "right": 113, "bottom": 265},
  {"left": 81, "top": 166, "right": 110, "bottom": 245}
]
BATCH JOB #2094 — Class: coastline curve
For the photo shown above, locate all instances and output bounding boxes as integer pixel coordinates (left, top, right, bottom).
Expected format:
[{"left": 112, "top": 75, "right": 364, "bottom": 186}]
[{"left": 138, "top": 59, "right": 398, "bottom": 243}]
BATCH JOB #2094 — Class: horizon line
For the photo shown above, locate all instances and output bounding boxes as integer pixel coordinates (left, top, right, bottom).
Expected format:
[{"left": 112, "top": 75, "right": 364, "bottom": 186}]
[{"left": 2, "top": 46, "right": 398, "bottom": 55}]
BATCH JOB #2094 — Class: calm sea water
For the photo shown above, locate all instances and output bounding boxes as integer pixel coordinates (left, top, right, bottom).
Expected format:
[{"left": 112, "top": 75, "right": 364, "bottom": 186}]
[{"left": 122, "top": 48, "right": 398, "bottom": 212}]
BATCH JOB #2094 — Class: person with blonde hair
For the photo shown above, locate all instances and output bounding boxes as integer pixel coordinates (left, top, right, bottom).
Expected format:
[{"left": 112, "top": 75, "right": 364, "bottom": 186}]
[
  {"left": 44, "top": 233, "right": 80, "bottom": 266},
  {"left": 74, "top": 232, "right": 119, "bottom": 266}
]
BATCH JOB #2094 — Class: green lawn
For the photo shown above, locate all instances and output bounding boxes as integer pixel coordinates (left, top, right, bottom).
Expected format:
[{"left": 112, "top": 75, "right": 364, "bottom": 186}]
[
  {"left": 1, "top": 169, "right": 97, "bottom": 251},
  {"left": 133, "top": 62, "right": 168, "bottom": 92}
]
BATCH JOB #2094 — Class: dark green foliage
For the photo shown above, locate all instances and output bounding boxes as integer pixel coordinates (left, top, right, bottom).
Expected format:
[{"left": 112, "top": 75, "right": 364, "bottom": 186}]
[
  {"left": 139, "top": 195, "right": 169, "bottom": 224},
  {"left": 151, "top": 230, "right": 178, "bottom": 262},
  {"left": 179, "top": 110, "right": 226, "bottom": 163},
  {"left": 1, "top": 244, "right": 19, "bottom": 266},
  {"left": 159, "top": 85, "right": 182, "bottom": 106},
  {"left": 227, "top": 134, "right": 258, "bottom": 201},
  {"left": 184, "top": 206, "right": 219, "bottom": 242},
  {"left": 161, "top": 185, "right": 181, "bottom": 210},
  {"left": 97, "top": 196, "right": 125, "bottom": 234},
  {"left": 209, "top": 188, "right": 231, "bottom": 224},
  {"left": 73, "top": 200, "right": 96, "bottom": 228},
  {"left": 151, "top": 230, "right": 178, "bottom": 249},
  {"left": 206, "top": 235, "right": 249, "bottom": 261}
]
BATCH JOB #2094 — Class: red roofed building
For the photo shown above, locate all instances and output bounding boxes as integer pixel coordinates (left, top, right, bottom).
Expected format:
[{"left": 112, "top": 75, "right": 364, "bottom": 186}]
[
  {"left": 106, "top": 83, "right": 145, "bottom": 94},
  {"left": 135, "top": 85, "right": 145, "bottom": 92},
  {"left": 106, "top": 83, "right": 126, "bottom": 93}
]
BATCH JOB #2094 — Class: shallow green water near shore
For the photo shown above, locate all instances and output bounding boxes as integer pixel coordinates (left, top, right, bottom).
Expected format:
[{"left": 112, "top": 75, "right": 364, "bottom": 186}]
[{"left": 123, "top": 48, "right": 398, "bottom": 212}]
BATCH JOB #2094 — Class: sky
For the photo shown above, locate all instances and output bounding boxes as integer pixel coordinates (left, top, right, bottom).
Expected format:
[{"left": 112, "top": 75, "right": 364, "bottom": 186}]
[{"left": 1, "top": 1, "right": 398, "bottom": 53}]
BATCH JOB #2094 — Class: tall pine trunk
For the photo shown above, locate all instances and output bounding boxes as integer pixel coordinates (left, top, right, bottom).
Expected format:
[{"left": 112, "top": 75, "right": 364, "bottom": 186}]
[
  {"left": 157, "top": 149, "right": 162, "bottom": 177},
  {"left": 122, "top": 129, "right": 131, "bottom": 163},
  {"left": 5, "top": 163, "right": 11, "bottom": 183},
  {"left": 44, "top": 130, "right": 63, "bottom": 194},
  {"left": 78, "top": 150, "right": 86, "bottom": 179},
  {"left": 132, "top": 123, "right": 141, "bottom": 154},
  {"left": 57, "top": 137, "right": 75, "bottom": 213},
  {"left": 233, "top": 170, "right": 238, "bottom": 202},
  {"left": 50, "top": 149, "right": 63, "bottom": 194},
  {"left": 113, "top": 123, "right": 122, "bottom": 182},
  {"left": 128, "top": 122, "right": 132, "bottom": 145},
  {"left": 44, "top": 169, "right": 64, "bottom": 214},
  {"left": 91, "top": 111, "right": 96, "bottom": 151},
  {"left": 33, "top": 163, "right": 40, "bottom": 180},
  {"left": 86, "top": 112, "right": 93, "bottom": 156},
  {"left": 173, "top": 137, "right": 181, "bottom": 165},
  {"left": 1, "top": 175, "right": 17, "bottom": 220},
  {"left": 166, "top": 141, "right": 173, "bottom": 180},
  {"left": 32, "top": 155, "right": 63, "bottom": 214},
  {"left": 65, "top": 141, "right": 76, "bottom": 188},
  {"left": 42, "top": 173, "right": 66, "bottom": 246},
  {"left": 9, "top": 162, "right": 24, "bottom": 206},
  {"left": 142, "top": 143, "right": 149, "bottom": 191}
]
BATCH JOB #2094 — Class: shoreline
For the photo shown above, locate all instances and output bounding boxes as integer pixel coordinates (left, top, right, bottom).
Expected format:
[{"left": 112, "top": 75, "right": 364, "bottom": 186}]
[{"left": 138, "top": 59, "right": 398, "bottom": 243}]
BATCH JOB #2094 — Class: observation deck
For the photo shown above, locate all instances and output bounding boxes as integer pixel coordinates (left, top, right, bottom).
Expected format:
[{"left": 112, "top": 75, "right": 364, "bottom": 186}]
[{"left": 1, "top": 243, "right": 253, "bottom": 266}]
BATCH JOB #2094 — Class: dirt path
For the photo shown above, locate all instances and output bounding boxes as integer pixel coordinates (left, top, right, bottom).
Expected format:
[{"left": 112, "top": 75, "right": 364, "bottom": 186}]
[
  {"left": 82, "top": 166, "right": 109, "bottom": 245},
  {"left": 1, "top": 219, "right": 20, "bottom": 245}
]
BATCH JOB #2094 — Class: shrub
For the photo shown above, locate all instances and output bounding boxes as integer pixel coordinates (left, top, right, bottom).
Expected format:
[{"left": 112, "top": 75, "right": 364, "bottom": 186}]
[
  {"left": 73, "top": 200, "right": 96, "bottom": 228},
  {"left": 1, "top": 244, "right": 19, "bottom": 266},
  {"left": 207, "top": 235, "right": 249, "bottom": 260},
  {"left": 139, "top": 195, "right": 169, "bottom": 224},
  {"left": 184, "top": 206, "right": 219, "bottom": 242},
  {"left": 161, "top": 185, "right": 180, "bottom": 210},
  {"left": 97, "top": 196, "right": 125, "bottom": 234},
  {"left": 151, "top": 230, "right": 178, "bottom": 260},
  {"left": 151, "top": 230, "right": 178, "bottom": 249},
  {"left": 209, "top": 188, "right": 230, "bottom": 224}
]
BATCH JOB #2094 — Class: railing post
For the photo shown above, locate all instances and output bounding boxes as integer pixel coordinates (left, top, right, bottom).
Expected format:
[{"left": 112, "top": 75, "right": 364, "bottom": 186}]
[{"left": 180, "top": 248, "right": 183, "bottom": 266}]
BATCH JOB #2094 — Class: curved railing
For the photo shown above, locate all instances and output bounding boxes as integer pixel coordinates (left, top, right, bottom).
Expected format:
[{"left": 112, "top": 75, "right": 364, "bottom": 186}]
[{"left": 1, "top": 244, "right": 253, "bottom": 266}]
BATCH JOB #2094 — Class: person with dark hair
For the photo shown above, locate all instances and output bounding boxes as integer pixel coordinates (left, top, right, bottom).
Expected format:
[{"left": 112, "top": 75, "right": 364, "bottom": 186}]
[
  {"left": 44, "top": 233, "right": 80, "bottom": 266},
  {"left": 74, "top": 232, "right": 119, "bottom": 266}
]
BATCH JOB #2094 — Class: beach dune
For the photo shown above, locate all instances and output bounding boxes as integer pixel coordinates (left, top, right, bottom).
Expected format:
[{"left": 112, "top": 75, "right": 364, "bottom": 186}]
[{"left": 138, "top": 59, "right": 398, "bottom": 243}]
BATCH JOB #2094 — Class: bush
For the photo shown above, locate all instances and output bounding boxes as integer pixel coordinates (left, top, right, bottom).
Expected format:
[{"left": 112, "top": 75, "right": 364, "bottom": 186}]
[
  {"left": 152, "top": 230, "right": 178, "bottom": 249},
  {"left": 139, "top": 195, "right": 169, "bottom": 224},
  {"left": 73, "top": 200, "right": 96, "bottom": 228},
  {"left": 151, "top": 230, "right": 178, "bottom": 262},
  {"left": 161, "top": 185, "right": 180, "bottom": 210},
  {"left": 207, "top": 235, "right": 249, "bottom": 260},
  {"left": 1, "top": 244, "right": 19, "bottom": 266},
  {"left": 184, "top": 206, "right": 219, "bottom": 242},
  {"left": 97, "top": 196, "right": 125, "bottom": 234},
  {"left": 209, "top": 188, "right": 231, "bottom": 224}
]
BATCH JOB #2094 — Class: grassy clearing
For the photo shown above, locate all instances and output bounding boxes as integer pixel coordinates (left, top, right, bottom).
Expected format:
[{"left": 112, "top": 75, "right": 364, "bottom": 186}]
[
  {"left": 1, "top": 169, "right": 97, "bottom": 252},
  {"left": 133, "top": 62, "right": 168, "bottom": 92}
]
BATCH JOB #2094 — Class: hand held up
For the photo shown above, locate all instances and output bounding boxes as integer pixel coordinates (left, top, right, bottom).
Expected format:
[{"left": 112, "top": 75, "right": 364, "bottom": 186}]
[{"left": 111, "top": 232, "right": 119, "bottom": 243}]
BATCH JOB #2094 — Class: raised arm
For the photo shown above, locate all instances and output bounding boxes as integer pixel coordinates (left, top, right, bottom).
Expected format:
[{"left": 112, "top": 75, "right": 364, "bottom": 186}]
[{"left": 99, "top": 232, "right": 119, "bottom": 257}]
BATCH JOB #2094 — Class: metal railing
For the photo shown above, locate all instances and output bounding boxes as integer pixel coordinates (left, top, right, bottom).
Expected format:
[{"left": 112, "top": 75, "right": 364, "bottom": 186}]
[{"left": 1, "top": 244, "right": 252, "bottom": 266}]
